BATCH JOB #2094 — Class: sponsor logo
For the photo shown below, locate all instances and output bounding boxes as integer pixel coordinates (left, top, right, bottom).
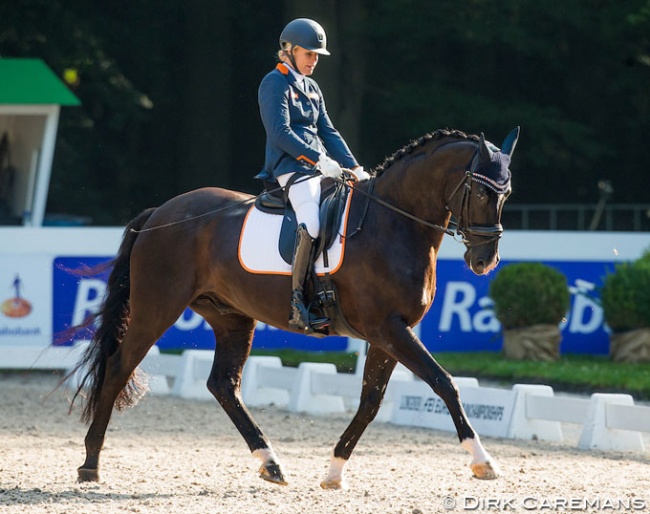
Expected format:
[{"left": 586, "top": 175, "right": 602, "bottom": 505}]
[{"left": 1, "top": 274, "right": 32, "bottom": 319}]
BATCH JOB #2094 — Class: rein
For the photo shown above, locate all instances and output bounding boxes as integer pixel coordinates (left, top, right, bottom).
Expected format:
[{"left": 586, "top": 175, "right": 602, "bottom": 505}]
[
  {"left": 341, "top": 143, "right": 504, "bottom": 248},
  {"left": 131, "top": 142, "right": 504, "bottom": 248},
  {"left": 341, "top": 173, "right": 454, "bottom": 238}
]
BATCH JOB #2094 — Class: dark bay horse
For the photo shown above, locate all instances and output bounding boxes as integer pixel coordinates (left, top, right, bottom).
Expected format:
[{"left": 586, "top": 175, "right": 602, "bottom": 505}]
[{"left": 71, "top": 127, "right": 519, "bottom": 489}]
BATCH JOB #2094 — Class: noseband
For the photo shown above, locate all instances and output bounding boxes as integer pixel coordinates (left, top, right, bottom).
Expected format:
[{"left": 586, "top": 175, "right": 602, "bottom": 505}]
[{"left": 446, "top": 150, "right": 505, "bottom": 248}]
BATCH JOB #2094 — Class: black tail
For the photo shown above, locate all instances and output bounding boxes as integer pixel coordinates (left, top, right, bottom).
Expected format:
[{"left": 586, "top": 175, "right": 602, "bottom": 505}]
[{"left": 68, "top": 207, "right": 157, "bottom": 423}]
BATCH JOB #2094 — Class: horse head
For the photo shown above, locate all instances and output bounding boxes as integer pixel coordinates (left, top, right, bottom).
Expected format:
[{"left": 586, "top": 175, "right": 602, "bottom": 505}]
[{"left": 452, "top": 127, "right": 519, "bottom": 275}]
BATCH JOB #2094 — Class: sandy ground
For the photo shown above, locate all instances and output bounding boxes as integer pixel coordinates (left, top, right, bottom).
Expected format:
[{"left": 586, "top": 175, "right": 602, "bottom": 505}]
[{"left": 1, "top": 372, "right": 649, "bottom": 514}]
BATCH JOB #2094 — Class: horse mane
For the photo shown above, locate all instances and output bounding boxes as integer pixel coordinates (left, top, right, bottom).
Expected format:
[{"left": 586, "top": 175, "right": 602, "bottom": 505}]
[{"left": 372, "top": 128, "right": 479, "bottom": 175}]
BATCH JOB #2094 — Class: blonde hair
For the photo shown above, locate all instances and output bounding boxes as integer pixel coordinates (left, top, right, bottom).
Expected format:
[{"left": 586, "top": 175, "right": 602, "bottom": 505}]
[{"left": 277, "top": 42, "right": 298, "bottom": 63}]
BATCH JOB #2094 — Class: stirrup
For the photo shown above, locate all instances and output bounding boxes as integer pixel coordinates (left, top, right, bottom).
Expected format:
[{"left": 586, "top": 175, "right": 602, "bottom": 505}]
[{"left": 289, "top": 291, "right": 329, "bottom": 333}]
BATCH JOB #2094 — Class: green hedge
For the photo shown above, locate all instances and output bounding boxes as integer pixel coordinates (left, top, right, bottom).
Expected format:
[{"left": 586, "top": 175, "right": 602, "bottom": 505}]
[
  {"left": 489, "top": 262, "right": 570, "bottom": 330},
  {"left": 601, "top": 249, "right": 650, "bottom": 332}
]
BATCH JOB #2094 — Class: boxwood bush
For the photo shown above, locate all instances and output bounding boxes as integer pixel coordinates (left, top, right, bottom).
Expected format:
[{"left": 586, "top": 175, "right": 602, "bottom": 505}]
[
  {"left": 489, "top": 262, "right": 570, "bottom": 330},
  {"left": 600, "top": 249, "right": 650, "bottom": 333}
]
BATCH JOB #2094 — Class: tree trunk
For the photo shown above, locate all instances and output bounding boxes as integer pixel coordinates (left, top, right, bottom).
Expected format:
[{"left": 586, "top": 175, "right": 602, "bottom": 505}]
[{"left": 177, "top": 0, "right": 232, "bottom": 193}]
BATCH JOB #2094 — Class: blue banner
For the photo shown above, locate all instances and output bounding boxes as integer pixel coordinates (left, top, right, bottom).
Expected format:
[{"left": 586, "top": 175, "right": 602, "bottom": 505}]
[{"left": 53, "top": 257, "right": 612, "bottom": 354}]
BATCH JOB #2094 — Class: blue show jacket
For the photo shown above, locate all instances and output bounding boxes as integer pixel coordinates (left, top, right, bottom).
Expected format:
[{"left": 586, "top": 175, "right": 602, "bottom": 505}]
[{"left": 256, "top": 63, "right": 358, "bottom": 181}]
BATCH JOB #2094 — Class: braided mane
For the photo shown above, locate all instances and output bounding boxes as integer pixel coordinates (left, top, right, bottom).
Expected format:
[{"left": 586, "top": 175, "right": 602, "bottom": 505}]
[{"left": 372, "top": 129, "right": 479, "bottom": 175}]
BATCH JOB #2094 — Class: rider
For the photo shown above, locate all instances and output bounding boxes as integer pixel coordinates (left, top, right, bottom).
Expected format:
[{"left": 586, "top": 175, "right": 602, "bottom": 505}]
[{"left": 256, "top": 18, "right": 369, "bottom": 332}]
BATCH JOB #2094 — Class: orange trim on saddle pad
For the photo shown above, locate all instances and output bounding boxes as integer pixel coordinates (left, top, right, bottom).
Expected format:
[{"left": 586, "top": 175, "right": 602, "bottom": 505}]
[{"left": 237, "top": 189, "right": 354, "bottom": 276}]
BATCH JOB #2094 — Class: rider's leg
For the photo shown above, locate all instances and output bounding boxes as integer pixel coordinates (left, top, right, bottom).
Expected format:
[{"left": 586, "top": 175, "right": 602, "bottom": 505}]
[
  {"left": 278, "top": 173, "right": 321, "bottom": 238},
  {"left": 277, "top": 173, "right": 326, "bottom": 331}
]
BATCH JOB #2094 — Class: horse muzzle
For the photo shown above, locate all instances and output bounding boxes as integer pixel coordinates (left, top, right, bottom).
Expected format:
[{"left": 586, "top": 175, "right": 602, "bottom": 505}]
[{"left": 461, "top": 224, "right": 503, "bottom": 275}]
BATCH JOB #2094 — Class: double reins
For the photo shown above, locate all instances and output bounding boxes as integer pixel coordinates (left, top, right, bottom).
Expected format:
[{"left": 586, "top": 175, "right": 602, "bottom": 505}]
[
  {"left": 131, "top": 142, "right": 504, "bottom": 247},
  {"left": 341, "top": 143, "right": 503, "bottom": 247}
]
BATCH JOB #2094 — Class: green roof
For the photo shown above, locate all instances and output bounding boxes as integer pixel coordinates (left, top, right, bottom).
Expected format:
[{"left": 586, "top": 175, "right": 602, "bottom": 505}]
[{"left": 0, "top": 58, "right": 80, "bottom": 106}]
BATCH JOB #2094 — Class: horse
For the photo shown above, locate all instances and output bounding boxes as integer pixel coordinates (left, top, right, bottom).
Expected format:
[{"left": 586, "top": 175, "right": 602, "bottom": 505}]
[{"left": 69, "top": 127, "right": 519, "bottom": 489}]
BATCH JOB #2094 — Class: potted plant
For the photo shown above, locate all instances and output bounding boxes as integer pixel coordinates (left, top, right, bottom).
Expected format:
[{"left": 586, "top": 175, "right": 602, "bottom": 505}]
[
  {"left": 489, "top": 262, "right": 570, "bottom": 361},
  {"left": 600, "top": 249, "right": 650, "bottom": 362}
]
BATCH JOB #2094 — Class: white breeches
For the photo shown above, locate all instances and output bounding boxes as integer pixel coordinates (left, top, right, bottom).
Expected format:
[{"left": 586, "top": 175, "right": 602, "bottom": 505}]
[{"left": 277, "top": 173, "right": 322, "bottom": 239}]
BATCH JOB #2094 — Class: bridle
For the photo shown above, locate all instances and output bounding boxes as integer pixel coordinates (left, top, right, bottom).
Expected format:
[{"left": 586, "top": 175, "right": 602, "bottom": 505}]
[
  {"left": 344, "top": 142, "right": 507, "bottom": 249},
  {"left": 131, "top": 142, "right": 508, "bottom": 247},
  {"left": 445, "top": 150, "right": 506, "bottom": 248}
]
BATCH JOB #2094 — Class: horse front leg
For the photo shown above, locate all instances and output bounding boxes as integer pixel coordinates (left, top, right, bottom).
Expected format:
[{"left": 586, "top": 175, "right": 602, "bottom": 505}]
[
  {"left": 205, "top": 314, "right": 287, "bottom": 486},
  {"left": 321, "top": 344, "right": 397, "bottom": 490},
  {"left": 369, "top": 318, "right": 500, "bottom": 481}
]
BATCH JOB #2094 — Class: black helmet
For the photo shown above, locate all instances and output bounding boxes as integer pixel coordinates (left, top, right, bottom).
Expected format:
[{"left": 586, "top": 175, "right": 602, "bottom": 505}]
[{"left": 279, "top": 18, "right": 330, "bottom": 55}]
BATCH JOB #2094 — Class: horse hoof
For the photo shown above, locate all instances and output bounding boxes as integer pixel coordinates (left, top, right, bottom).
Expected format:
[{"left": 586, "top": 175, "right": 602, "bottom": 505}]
[
  {"left": 471, "top": 460, "right": 499, "bottom": 480},
  {"left": 320, "top": 478, "right": 348, "bottom": 490},
  {"left": 258, "top": 463, "right": 288, "bottom": 486},
  {"left": 77, "top": 467, "right": 100, "bottom": 482}
]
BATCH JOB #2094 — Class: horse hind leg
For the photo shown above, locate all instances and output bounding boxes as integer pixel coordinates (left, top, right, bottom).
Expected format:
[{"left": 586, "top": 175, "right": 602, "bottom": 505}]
[
  {"left": 202, "top": 312, "right": 287, "bottom": 485},
  {"left": 78, "top": 327, "right": 158, "bottom": 481},
  {"left": 321, "top": 345, "right": 397, "bottom": 490}
]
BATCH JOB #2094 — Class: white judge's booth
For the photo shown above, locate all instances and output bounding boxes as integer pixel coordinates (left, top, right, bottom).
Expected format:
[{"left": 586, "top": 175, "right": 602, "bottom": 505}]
[{"left": 0, "top": 58, "right": 80, "bottom": 226}]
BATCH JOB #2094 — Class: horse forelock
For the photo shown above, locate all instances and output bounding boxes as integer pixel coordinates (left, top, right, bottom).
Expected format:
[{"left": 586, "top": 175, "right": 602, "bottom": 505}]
[{"left": 372, "top": 129, "right": 479, "bottom": 175}]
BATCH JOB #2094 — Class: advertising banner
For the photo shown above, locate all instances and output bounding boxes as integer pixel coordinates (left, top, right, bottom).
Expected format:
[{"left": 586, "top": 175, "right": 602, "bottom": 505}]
[
  {"left": 0, "top": 255, "right": 52, "bottom": 347},
  {"left": 50, "top": 256, "right": 612, "bottom": 354}
]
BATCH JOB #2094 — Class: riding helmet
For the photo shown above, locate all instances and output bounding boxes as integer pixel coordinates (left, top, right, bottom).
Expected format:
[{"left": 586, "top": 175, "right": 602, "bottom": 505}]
[{"left": 279, "top": 18, "right": 330, "bottom": 55}]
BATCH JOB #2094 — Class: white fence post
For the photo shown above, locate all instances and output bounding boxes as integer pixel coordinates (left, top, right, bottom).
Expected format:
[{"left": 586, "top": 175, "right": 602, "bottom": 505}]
[
  {"left": 578, "top": 394, "right": 645, "bottom": 452},
  {"left": 508, "top": 384, "right": 564, "bottom": 442},
  {"left": 288, "top": 362, "right": 346, "bottom": 415},
  {"left": 171, "top": 349, "right": 214, "bottom": 401},
  {"left": 241, "top": 356, "right": 292, "bottom": 408}
]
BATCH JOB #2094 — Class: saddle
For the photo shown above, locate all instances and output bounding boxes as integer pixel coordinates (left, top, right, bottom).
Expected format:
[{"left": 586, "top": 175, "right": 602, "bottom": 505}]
[
  {"left": 254, "top": 177, "right": 364, "bottom": 339},
  {"left": 254, "top": 177, "right": 349, "bottom": 265}
]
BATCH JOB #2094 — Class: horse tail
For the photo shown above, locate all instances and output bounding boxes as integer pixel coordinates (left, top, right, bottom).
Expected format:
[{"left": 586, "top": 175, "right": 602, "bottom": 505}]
[{"left": 70, "top": 207, "right": 157, "bottom": 424}]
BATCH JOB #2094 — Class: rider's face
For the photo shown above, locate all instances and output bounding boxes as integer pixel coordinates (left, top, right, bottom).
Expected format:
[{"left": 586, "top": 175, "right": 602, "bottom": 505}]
[{"left": 292, "top": 46, "right": 319, "bottom": 76}]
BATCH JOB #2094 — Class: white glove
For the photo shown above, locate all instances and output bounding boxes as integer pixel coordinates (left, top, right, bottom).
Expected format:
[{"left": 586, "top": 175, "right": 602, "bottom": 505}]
[
  {"left": 349, "top": 166, "right": 370, "bottom": 182},
  {"left": 317, "top": 154, "right": 343, "bottom": 179}
]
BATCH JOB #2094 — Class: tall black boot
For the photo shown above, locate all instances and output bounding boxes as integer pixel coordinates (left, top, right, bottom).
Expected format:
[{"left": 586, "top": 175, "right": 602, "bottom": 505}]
[{"left": 289, "top": 224, "right": 328, "bottom": 332}]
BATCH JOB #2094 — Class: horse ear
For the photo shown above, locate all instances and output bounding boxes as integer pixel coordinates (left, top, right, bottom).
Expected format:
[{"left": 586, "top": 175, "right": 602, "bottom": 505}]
[
  {"left": 500, "top": 126, "right": 520, "bottom": 157},
  {"left": 479, "top": 132, "right": 493, "bottom": 163}
]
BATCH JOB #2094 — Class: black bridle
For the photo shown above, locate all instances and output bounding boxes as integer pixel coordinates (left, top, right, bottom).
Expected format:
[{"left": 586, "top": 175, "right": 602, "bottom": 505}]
[
  {"left": 445, "top": 151, "right": 505, "bottom": 247},
  {"left": 343, "top": 144, "right": 506, "bottom": 249},
  {"left": 131, "top": 143, "right": 507, "bottom": 248}
]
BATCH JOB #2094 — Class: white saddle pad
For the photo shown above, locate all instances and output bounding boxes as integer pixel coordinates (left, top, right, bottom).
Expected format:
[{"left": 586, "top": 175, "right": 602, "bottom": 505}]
[{"left": 238, "top": 192, "right": 353, "bottom": 275}]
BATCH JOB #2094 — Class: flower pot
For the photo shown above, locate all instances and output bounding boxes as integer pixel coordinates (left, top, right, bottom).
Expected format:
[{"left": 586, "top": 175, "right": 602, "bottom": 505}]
[
  {"left": 609, "top": 328, "right": 650, "bottom": 363},
  {"left": 502, "top": 324, "right": 561, "bottom": 361}
]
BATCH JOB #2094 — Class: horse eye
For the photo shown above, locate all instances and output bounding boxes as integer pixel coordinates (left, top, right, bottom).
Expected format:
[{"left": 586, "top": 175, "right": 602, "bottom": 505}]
[{"left": 476, "top": 187, "right": 487, "bottom": 200}]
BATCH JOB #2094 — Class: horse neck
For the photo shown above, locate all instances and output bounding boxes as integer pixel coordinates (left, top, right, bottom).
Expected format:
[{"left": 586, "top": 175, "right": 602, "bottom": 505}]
[{"left": 373, "top": 140, "right": 476, "bottom": 231}]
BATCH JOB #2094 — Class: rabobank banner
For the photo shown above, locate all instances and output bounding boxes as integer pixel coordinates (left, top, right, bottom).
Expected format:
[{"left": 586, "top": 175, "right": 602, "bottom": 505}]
[
  {"left": 51, "top": 255, "right": 611, "bottom": 354},
  {"left": 51, "top": 257, "right": 350, "bottom": 352},
  {"left": 2, "top": 228, "right": 645, "bottom": 369}
]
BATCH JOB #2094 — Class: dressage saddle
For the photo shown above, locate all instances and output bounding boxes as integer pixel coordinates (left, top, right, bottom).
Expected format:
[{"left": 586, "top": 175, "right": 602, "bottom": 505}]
[
  {"left": 254, "top": 177, "right": 364, "bottom": 339},
  {"left": 254, "top": 177, "right": 349, "bottom": 266}
]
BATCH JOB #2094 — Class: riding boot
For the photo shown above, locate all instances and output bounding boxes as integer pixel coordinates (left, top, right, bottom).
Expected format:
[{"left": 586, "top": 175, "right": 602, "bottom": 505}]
[{"left": 289, "top": 224, "right": 329, "bottom": 332}]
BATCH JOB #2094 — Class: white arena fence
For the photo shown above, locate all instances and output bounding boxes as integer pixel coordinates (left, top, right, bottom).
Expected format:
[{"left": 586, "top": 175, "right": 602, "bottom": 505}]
[{"left": 4, "top": 343, "right": 648, "bottom": 453}]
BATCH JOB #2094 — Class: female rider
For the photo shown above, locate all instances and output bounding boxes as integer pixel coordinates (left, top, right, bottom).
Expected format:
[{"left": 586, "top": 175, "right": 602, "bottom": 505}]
[{"left": 256, "top": 18, "right": 369, "bottom": 333}]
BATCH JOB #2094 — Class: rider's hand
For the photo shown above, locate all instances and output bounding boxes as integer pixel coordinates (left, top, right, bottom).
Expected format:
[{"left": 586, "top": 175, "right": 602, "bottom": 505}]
[
  {"left": 349, "top": 166, "right": 370, "bottom": 182},
  {"left": 317, "top": 154, "right": 343, "bottom": 179}
]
